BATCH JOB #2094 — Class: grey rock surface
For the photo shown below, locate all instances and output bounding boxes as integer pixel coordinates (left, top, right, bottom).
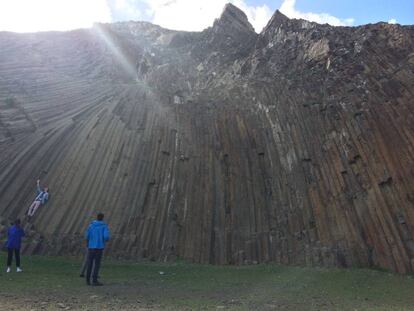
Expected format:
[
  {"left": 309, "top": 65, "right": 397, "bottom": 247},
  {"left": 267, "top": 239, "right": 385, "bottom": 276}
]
[{"left": 1, "top": 6, "right": 414, "bottom": 273}]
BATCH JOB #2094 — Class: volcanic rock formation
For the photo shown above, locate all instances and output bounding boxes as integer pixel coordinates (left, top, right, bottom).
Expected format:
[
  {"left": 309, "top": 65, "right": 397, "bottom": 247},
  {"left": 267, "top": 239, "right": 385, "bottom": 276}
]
[{"left": 1, "top": 4, "right": 414, "bottom": 273}]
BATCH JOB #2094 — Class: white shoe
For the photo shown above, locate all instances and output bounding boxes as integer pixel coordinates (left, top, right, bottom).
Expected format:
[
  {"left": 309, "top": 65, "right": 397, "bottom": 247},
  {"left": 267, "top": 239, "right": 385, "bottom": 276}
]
[
  {"left": 16, "top": 267, "right": 22, "bottom": 272},
  {"left": 6, "top": 267, "right": 11, "bottom": 273}
]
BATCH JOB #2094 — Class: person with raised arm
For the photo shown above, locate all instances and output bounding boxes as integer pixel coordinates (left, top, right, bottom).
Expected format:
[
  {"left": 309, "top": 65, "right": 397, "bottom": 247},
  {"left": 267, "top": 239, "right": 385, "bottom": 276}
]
[{"left": 27, "top": 179, "right": 49, "bottom": 218}]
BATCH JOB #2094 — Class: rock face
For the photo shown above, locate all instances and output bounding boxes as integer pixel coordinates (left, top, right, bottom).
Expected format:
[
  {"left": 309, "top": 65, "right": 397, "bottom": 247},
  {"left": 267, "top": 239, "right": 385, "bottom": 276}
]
[{"left": 1, "top": 5, "right": 414, "bottom": 273}]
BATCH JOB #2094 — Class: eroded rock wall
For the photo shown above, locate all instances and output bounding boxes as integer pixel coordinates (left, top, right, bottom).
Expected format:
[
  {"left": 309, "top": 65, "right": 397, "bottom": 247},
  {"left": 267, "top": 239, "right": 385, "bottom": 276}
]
[{"left": 1, "top": 5, "right": 414, "bottom": 272}]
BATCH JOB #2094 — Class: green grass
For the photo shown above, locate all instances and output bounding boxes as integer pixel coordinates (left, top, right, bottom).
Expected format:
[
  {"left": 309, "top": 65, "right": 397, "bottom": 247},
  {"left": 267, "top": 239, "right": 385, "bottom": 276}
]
[{"left": 1, "top": 254, "right": 414, "bottom": 310}]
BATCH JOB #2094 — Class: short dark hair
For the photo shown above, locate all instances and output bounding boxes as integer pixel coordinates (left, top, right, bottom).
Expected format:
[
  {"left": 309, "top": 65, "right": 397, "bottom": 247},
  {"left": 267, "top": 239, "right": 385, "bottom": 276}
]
[
  {"left": 97, "top": 213, "right": 104, "bottom": 221},
  {"left": 15, "top": 219, "right": 21, "bottom": 225}
]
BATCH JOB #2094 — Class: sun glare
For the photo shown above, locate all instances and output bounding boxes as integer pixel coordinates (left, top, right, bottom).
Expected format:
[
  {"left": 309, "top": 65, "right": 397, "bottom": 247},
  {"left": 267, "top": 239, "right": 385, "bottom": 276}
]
[{"left": 0, "top": 0, "right": 112, "bottom": 33}]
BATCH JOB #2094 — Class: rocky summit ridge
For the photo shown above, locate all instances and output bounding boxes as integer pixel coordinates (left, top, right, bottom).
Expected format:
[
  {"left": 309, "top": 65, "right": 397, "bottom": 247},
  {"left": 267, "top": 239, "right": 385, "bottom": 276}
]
[{"left": 1, "top": 4, "right": 414, "bottom": 273}]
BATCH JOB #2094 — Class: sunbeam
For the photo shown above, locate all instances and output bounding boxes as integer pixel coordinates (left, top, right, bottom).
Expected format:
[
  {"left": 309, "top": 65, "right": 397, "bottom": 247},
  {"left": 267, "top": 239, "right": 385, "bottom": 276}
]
[{"left": 93, "top": 23, "right": 138, "bottom": 80}]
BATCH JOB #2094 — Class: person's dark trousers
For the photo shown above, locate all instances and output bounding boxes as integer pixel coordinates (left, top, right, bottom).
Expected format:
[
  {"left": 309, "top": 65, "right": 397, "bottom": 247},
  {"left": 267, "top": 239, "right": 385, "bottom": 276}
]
[
  {"left": 86, "top": 249, "right": 103, "bottom": 284},
  {"left": 7, "top": 248, "right": 21, "bottom": 267},
  {"left": 80, "top": 248, "right": 95, "bottom": 276},
  {"left": 80, "top": 250, "right": 96, "bottom": 277}
]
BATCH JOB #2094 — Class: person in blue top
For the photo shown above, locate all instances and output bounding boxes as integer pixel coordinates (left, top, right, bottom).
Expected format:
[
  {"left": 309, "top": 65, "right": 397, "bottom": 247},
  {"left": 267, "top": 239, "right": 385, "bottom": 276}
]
[
  {"left": 85, "top": 213, "right": 110, "bottom": 286},
  {"left": 27, "top": 179, "right": 49, "bottom": 218},
  {"left": 6, "top": 219, "right": 25, "bottom": 273}
]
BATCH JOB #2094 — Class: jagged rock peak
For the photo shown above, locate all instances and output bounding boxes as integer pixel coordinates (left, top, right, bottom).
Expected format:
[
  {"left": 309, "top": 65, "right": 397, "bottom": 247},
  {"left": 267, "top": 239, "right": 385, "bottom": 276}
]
[
  {"left": 213, "top": 3, "right": 255, "bottom": 33},
  {"left": 262, "top": 10, "right": 290, "bottom": 32}
]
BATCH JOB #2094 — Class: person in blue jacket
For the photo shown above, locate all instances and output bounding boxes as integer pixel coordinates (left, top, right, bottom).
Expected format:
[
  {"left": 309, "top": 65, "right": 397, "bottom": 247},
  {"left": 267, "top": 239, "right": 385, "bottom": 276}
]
[
  {"left": 85, "top": 213, "right": 110, "bottom": 286},
  {"left": 6, "top": 219, "right": 25, "bottom": 273},
  {"left": 27, "top": 179, "right": 49, "bottom": 218}
]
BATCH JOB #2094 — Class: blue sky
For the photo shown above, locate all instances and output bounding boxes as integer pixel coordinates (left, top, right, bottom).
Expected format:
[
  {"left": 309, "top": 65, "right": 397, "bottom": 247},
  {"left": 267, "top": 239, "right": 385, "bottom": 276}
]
[
  {"left": 0, "top": 0, "right": 413, "bottom": 33},
  {"left": 109, "top": 0, "right": 414, "bottom": 32},
  {"left": 253, "top": 0, "right": 414, "bottom": 25}
]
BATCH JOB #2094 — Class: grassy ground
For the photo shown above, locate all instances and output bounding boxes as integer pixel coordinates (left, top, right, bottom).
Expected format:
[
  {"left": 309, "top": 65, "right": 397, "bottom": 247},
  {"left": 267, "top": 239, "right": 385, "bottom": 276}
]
[{"left": 0, "top": 254, "right": 414, "bottom": 310}]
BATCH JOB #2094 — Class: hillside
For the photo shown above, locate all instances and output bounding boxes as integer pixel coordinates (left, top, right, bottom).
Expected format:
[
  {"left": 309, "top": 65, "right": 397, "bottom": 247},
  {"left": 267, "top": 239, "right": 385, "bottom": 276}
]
[{"left": 1, "top": 4, "right": 414, "bottom": 273}]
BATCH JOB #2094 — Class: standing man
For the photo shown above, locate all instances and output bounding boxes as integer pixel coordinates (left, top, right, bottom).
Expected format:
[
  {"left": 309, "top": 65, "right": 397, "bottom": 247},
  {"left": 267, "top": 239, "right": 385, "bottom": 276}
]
[
  {"left": 6, "top": 219, "right": 25, "bottom": 273},
  {"left": 85, "top": 213, "right": 110, "bottom": 286}
]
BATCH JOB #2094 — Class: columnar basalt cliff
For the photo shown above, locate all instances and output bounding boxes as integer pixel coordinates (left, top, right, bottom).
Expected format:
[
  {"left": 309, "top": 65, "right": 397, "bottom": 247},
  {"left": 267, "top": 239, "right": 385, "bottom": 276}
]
[{"left": 1, "top": 4, "right": 414, "bottom": 273}]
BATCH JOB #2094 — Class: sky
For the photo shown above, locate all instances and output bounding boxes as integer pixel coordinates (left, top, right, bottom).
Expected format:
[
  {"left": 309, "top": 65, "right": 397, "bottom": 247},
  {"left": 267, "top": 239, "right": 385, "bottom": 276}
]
[{"left": 0, "top": 0, "right": 412, "bottom": 33}]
